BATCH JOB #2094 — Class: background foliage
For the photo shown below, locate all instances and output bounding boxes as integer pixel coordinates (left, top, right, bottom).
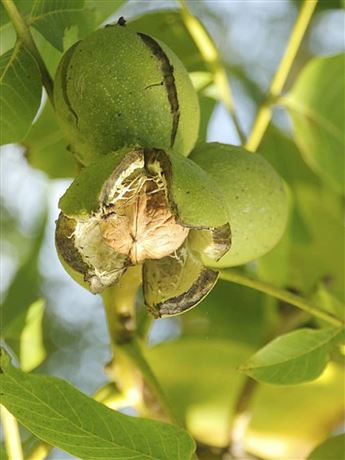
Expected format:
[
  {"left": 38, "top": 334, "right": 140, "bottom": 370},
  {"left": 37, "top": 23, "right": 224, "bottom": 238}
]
[{"left": 0, "top": 1, "right": 344, "bottom": 459}]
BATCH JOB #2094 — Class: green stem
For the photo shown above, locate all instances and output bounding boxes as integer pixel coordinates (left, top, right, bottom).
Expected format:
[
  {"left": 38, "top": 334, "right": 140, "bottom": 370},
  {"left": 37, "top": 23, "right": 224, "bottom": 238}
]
[
  {"left": 229, "top": 306, "right": 311, "bottom": 458},
  {"left": 245, "top": 0, "right": 318, "bottom": 152},
  {"left": 178, "top": 0, "right": 246, "bottom": 144},
  {"left": 1, "top": 405, "right": 23, "bottom": 460},
  {"left": 229, "top": 377, "right": 257, "bottom": 459},
  {"left": 102, "top": 267, "right": 181, "bottom": 426},
  {"left": 2, "top": 0, "right": 54, "bottom": 104},
  {"left": 102, "top": 267, "right": 141, "bottom": 345},
  {"left": 220, "top": 269, "right": 344, "bottom": 328},
  {"left": 122, "top": 338, "right": 182, "bottom": 426}
]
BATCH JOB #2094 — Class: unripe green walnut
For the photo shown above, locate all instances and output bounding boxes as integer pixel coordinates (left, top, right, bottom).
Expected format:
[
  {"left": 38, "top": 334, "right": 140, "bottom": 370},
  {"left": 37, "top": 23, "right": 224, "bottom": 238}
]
[
  {"left": 55, "top": 147, "right": 231, "bottom": 317},
  {"left": 54, "top": 24, "right": 200, "bottom": 166},
  {"left": 190, "top": 143, "right": 289, "bottom": 267}
]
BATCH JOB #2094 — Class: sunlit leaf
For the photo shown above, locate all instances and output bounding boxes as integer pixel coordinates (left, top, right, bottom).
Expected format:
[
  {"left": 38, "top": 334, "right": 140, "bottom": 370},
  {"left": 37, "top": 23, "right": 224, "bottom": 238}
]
[
  {"left": 145, "top": 338, "right": 252, "bottom": 446},
  {"left": 23, "top": 101, "right": 78, "bottom": 178},
  {"left": 0, "top": 43, "right": 42, "bottom": 145},
  {"left": 1, "top": 211, "right": 46, "bottom": 358},
  {"left": 241, "top": 327, "right": 344, "bottom": 385},
  {"left": 0, "top": 351, "right": 196, "bottom": 460},
  {"left": 307, "top": 434, "right": 345, "bottom": 460},
  {"left": 284, "top": 54, "right": 345, "bottom": 194},
  {"left": 247, "top": 362, "right": 345, "bottom": 460},
  {"left": 31, "top": 27, "right": 63, "bottom": 76},
  {"left": 0, "top": 20, "right": 16, "bottom": 55},
  {"left": 19, "top": 299, "right": 46, "bottom": 372}
]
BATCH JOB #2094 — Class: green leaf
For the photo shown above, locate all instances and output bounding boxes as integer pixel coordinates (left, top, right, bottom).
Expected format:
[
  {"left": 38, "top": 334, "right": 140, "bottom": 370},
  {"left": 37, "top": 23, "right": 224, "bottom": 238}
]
[
  {"left": 307, "top": 434, "right": 345, "bottom": 460},
  {"left": 1, "top": 211, "right": 46, "bottom": 359},
  {"left": 0, "top": 0, "right": 32, "bottom": 27},
  {"left": 145, "top": 337, "right": 344, "bottom": 454},
  {"left": 0, "top": 444, "right": 7, "bottom": 460},
  {"left": 31, "top": 27, "right": 64, "bottom": 76},
  {"left": 23, "top": 101, "right": 78, "bottom": 178},
  {"left": 0, "top": 42, "right": 42, "bottom": 145},
  {"left": 19, "top": 299, "right": 46, "bottom": 372},
  {"left": 311, "top": 283, "right": 345, "bottom": 325},
  {"left": 197, "top": 94, "right": 216, "bottom": 142},
  {"left": 241, "top": 327, "right": 344, "bottom": 385},
  {"left": 0, "top": 19, "right": 16, "bottom": 55},
  {"left": 0, "top": 1, "right": 125, "bottom": 55},
  {"left": 28, "top": 0, "right": 94, "bottom": 51},
  {"left": 259, "top": 126, "right": 344, "bottom": 297},
  {"left": 181, "top": 280, "right": 270, "bottom": 347},
  {"left": 129, "top": 11, "right": 207, "bottom": 73},
  {"left": 261, "top": 125, "right": 319, "bottom": 186},
  {"left": 190, "top": 72, "right": 217, "bottom": 143},
  {"left": 0, "top": 1, "right": 34, "bottom": 54},
  {"left": 84, "top": 0, "right": 126, "bottom": 25},
  {"left": 290, "top": 183, "right": 344, "bottom": 296},
  {"left": 0, "top": 351, "right": 196, "bottom": 460},
  {"left": 284, "top": 54, "right": 345, "bottom": 194}
]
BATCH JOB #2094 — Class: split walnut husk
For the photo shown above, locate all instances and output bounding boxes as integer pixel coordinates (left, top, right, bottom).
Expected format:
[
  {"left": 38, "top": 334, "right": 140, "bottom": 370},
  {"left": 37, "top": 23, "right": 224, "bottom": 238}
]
[{"left": 56, "top": 147, "right": 231, "bottom": 317}]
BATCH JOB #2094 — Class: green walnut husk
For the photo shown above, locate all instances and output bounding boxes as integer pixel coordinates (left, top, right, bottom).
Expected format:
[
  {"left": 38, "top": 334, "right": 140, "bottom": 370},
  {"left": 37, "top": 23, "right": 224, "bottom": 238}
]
[
  {"left": 56, "top": 147, "right": 231, "bottom": 317},
  {"left": 54, "top": 24, "right": 200, "bottom": 166},
  {"left": 190, "top": 143, "right": 289, "bottom": 267}
]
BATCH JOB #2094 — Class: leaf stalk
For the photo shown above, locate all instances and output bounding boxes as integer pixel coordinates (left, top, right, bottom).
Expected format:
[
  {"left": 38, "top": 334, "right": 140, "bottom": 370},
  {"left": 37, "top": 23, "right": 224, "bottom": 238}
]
[
  {"left": 0, "top": 405, "right": 23, "bottom": 460},
  {"left": 102, "top": 267, "right": 181, "bottom": 426},
  {"left": 245, "top": 0, "right": 318, "bottom": 152},
  {"left": 178, "top": 0, "right": 246, "bottom": 144},
  {"left": 220, "top": 269, "right": 344, "bottom": 328},
  {"left": 2, "top": 0, "right": 54, "bottom": 105}
]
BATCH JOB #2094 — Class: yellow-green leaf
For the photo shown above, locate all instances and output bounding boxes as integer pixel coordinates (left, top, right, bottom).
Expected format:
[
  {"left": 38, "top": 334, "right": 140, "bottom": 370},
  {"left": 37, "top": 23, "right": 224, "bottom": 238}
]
[
  {"left": 284, "top": 54, "right": 345, "bottom": 194},
  {"left": 23, "top": 101, "right": 78, "bottom": 178},
  {"left": 20, "top": 299, "right": 46, "bottom": 372},
  {"left": 145, "top": 338, "right": 253, "bottom": 446},
  {"left": 241, "top": 327, "right": 344, "bottom": 385},
  {"left": 0, "top": 42, "right": 41, "bottom": 145},
  {"left": 307, "top": 434, "right": 345, "bottom": 460},
  {"left": 247, "top": 362, "right": 344, "bottom": 459},
  {"left": 29, "top": 0, "right": 93, "bottom": 51}
]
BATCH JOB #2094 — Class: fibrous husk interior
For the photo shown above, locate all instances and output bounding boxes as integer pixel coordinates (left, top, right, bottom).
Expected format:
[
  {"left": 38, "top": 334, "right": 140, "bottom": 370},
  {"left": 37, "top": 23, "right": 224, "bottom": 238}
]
[{"left": 73, "top": 152, "right": 189, "bottom": 274}]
